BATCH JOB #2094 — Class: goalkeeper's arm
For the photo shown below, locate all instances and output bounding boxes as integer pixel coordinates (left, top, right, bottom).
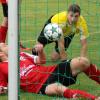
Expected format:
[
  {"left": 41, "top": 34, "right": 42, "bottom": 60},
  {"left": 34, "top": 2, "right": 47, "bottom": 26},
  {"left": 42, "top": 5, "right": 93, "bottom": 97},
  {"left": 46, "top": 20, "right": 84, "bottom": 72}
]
[{"left": 58, "top": 35, "right": 67, "bottom": 60}]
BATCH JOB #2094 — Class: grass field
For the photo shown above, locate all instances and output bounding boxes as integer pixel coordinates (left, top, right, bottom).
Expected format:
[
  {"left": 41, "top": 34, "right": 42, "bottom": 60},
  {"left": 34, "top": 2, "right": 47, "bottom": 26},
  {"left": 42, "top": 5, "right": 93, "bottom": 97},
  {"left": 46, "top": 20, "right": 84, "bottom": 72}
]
[{"left": 0, "top": 0, "right": 100, "bottom": 99}]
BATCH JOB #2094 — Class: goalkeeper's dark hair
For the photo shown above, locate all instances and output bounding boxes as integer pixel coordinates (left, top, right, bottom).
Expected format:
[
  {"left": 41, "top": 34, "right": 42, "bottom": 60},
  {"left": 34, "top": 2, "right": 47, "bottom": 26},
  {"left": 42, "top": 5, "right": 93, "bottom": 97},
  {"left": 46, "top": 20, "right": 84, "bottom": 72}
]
[{"left": 68, "top": 4, "right": 81, "bottom": 15}]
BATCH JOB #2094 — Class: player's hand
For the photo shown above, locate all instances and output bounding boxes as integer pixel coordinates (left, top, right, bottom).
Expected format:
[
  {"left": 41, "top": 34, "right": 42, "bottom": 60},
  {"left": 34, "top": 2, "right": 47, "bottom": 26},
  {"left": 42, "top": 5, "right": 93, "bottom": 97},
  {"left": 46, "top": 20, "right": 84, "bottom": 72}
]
[
  {"left": 0, "top": 86, "right": 7, "bottom": 94},
  {"left": 34, "top": 44, "right": 43, "bottom": 53}
]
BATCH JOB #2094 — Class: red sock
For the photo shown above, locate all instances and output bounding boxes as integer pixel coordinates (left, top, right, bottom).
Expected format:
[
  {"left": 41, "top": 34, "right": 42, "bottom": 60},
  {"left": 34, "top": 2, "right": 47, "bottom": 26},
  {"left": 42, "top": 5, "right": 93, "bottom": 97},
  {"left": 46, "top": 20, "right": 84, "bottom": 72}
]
[
  {"left": 84, "top": 64, "right": 100, "bottom": 84},
  {"left": 63, "top": 89, "right": 96, "bottom": 100},
  {"left": 0, "top": 26, "right": 8, "bottom": 43}
]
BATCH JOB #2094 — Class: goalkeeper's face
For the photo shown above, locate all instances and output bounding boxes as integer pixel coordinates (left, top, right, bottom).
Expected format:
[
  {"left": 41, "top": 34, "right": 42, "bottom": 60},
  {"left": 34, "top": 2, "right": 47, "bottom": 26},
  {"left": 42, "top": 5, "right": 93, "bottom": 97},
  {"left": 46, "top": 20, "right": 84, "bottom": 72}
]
[{"left": 68, "top": 11, "right": 80, "bottom": 24}]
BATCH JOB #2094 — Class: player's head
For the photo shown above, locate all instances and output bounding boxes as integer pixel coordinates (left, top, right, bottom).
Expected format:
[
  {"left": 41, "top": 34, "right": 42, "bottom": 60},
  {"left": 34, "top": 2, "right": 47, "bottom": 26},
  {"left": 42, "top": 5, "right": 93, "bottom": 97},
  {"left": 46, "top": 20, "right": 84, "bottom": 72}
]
[
  {"left": 70, "top": 57, "right": 90, "bottom": 76},
  {"left": 67, "top": 4, "right": 81, "bottom": 24},
  {"left": 0, "top": 43, "right": 8, "bottom": 62}
]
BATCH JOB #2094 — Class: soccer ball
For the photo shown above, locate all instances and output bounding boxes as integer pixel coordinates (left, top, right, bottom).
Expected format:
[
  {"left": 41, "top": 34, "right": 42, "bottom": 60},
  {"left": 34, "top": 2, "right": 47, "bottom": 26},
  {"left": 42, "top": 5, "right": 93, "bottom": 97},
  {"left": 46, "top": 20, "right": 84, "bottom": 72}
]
[{"left": 44, "top": 23, "right": 63, "bottom": 41}]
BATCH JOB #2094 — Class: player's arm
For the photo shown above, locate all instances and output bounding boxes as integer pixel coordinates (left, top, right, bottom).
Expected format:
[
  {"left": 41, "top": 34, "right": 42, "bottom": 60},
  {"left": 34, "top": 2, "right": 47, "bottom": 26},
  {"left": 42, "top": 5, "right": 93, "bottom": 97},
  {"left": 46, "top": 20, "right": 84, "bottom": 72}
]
[
  {"left": 34, "top": 44, "right": 46, "bottom": 64},
  {"left": 35, "top": 50, "right": 46, "bottom": 64},
  {"left": 58, "top": 35, "right": 67, "bottom": 60},
  {"left": 51, "top": 12, "right": 67, "bottom": 60},
  {"left": 80, "top": 17, "right": 89, "bottom": 57},
  {"left": 80, "top": 38, "right": 87, "bottom": 57}
]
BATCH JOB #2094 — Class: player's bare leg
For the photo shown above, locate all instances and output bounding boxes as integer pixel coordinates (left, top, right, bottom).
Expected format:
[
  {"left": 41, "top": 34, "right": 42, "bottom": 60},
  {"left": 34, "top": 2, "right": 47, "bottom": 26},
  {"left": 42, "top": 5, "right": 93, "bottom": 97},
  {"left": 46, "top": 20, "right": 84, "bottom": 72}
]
[{"left": 45, "top": 83, "right": 97, "bottom": 99}]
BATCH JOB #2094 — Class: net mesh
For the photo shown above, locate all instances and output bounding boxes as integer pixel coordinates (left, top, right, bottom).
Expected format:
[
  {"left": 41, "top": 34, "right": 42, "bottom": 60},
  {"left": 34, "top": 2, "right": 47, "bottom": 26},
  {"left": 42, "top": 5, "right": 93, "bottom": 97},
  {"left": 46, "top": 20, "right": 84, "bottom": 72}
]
[
  {"left": 0, "top": 0, "right": 100, "bottom": 100},
  {"left": 20, "top": 0, "right": 100, "bottom": 100},
  {"left": 19, "top": 0, "right": 100, "bottom": 99}
]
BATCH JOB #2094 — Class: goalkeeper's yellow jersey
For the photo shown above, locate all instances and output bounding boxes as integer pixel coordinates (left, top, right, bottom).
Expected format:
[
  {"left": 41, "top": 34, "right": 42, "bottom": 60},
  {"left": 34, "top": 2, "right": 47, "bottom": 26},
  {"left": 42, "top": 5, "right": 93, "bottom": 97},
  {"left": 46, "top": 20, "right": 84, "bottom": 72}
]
[{"left": 51, "top": 11, "right": 89, "bottom": 40}]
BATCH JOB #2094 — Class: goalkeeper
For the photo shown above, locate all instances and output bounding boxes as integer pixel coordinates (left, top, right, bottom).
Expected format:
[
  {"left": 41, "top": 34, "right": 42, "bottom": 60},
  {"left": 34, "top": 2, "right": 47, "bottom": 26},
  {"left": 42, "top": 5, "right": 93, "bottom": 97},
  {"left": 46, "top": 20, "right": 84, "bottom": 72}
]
[{"left": 32, "top": 4, "right": 89, "bottom": 61}]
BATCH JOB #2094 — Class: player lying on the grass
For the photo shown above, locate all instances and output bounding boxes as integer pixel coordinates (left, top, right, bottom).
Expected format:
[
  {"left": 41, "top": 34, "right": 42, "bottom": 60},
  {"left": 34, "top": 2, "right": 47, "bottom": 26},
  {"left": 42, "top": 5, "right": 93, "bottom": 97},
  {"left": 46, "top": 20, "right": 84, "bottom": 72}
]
[
  {"left": 32, "top": 4, "right": 89, "bottom": 61},
  {"left": 0, "top": 43, "right": 100, "bottom": 100}
]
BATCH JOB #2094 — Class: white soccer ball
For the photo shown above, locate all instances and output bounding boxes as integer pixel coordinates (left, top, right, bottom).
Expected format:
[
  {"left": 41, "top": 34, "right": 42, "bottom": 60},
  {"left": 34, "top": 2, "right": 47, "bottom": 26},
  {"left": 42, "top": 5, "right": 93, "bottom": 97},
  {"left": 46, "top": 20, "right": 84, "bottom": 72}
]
[{"left": 44, "top": 23, "right": 63, "bottom": 41}]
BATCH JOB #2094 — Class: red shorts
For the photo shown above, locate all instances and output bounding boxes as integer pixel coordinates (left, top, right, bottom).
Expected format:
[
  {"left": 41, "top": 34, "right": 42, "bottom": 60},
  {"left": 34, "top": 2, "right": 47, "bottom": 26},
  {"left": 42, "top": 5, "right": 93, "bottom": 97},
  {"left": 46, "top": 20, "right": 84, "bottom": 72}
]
[{"left": 0, "top": 0, "right": 6, "bottom": 3}]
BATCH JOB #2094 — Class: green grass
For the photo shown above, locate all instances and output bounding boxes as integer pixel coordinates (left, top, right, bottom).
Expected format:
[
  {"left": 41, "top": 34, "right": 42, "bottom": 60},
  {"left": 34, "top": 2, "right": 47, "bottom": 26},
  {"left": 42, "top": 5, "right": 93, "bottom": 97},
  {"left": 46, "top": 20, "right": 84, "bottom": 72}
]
[{"left": 0, "top": 0, "right": 100, "bottom": 99}]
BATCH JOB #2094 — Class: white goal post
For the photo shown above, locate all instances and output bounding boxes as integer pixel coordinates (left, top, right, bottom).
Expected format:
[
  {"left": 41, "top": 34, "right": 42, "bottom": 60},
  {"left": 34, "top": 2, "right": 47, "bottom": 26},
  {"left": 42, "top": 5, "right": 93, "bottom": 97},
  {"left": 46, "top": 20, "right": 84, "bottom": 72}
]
[{"left": 8, "top": 0, "right": 19, "bottom": 100}]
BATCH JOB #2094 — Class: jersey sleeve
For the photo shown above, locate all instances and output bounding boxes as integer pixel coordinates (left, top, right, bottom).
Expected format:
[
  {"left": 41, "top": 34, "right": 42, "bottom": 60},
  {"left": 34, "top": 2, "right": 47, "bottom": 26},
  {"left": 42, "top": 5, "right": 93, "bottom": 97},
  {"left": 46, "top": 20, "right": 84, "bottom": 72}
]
[
  {"left": 20, "top": 52, "right": 38, "bottom": 64},
  {"left": 79, "top": 16, "right": 89, "bottom": 40},
  {"left": 0, "top": 71, "right": 7, "bottom": 87}
]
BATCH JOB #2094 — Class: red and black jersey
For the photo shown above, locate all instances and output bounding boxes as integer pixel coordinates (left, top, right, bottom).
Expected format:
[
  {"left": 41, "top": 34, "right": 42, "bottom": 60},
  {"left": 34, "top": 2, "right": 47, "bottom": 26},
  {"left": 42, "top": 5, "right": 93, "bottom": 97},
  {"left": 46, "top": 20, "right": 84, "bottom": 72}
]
[
  {"left": 0, "top": 52, "right": 56, "bottom": 93},
  {"left": 20, "top": 65, "right": 56, "bottom": 93}
]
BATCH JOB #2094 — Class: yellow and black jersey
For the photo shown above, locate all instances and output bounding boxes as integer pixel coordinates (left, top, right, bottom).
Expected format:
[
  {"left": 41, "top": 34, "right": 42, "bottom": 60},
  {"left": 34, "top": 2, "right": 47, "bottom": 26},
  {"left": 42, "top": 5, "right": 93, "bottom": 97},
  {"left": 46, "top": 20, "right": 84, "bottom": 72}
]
[{"left": 51, "top": 11, "right": 89, "bottom": 40}]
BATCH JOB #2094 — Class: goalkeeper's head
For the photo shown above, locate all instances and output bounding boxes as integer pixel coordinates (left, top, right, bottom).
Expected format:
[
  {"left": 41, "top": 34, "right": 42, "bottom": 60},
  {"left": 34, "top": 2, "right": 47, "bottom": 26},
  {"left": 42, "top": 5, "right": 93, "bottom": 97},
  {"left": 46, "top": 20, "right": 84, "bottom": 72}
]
[
  {"left": 67, "top": 4, "right": 81, "bottom": 24},
  {"left": 0, "top": 43, "right": 8, "bottom": 62}
]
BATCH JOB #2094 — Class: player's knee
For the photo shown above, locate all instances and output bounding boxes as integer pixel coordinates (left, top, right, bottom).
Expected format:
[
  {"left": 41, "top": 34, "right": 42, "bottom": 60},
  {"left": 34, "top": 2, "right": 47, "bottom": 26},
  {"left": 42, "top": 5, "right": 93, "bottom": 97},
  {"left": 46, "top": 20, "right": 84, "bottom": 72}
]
[
  {"left": 45, "top": 84, "right": 58, "bottom": 96},
  {"left": 45, "top": 83, "right": 65, "bottom": 96},
  {"left": 51, "top": 56, "right": 57, "bottom": 61},
  {"left": 51, "top": 52, "right": 60, "bottom": 61}
]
